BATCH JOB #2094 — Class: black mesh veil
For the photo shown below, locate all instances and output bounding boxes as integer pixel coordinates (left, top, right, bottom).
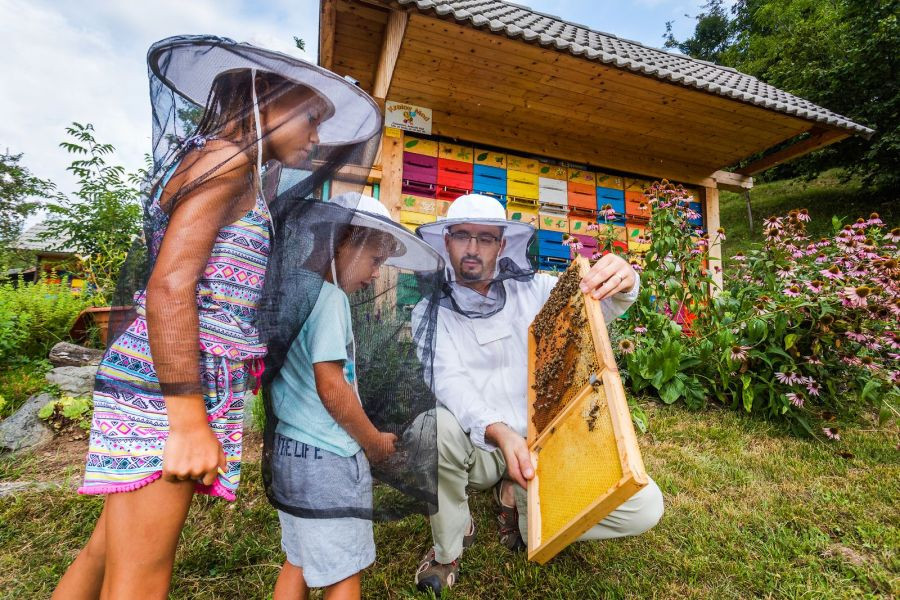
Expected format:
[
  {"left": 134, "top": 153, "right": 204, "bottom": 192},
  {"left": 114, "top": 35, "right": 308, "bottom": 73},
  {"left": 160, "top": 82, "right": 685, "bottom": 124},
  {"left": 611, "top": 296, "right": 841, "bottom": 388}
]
[{"left": 259, "top": 193, "right": 444, "bottom": 520}]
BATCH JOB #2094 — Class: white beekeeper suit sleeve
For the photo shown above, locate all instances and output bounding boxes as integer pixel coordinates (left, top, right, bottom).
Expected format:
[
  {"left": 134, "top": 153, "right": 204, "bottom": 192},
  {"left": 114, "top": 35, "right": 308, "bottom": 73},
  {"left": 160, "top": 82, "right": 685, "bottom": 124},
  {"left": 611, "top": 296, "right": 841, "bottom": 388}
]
[{"left": 412, "top": 301, "right": 507, "bottom": 451}]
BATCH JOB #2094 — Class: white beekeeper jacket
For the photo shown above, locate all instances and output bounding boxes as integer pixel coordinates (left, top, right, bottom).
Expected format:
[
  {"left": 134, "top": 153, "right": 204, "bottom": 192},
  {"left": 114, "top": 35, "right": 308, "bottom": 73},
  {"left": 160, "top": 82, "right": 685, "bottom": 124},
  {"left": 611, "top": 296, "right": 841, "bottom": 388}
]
[{"left": 413, "top": 194, "right": 640, "bottom": 451}]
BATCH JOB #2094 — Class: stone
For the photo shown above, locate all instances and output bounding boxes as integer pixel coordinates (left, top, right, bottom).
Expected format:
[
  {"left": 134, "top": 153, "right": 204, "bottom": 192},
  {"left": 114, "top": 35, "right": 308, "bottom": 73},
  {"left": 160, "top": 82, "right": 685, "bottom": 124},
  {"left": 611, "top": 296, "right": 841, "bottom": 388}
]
[
  {"left": 49, "top": 342, "right": 104, "bottom": 367},
  {"left": 0, "top": 393, "right": 54, "bottom": 452},
  {"left": 46, "top": 366, "right": 97, "bottom": 396}
]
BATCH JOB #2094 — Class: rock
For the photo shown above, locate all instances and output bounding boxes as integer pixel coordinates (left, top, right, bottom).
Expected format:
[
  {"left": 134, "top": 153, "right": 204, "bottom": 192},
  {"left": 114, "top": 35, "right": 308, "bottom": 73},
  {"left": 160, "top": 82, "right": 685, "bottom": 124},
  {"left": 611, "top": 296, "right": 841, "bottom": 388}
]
[
  {"left": 49, "top": 342, "right": 104, "bottom": 367},
  {"left": 0, "top": 393, "right": 54, "bottom": 452},
  {"left": 46, "top": 366, "right": 98, "bottom": 396}
]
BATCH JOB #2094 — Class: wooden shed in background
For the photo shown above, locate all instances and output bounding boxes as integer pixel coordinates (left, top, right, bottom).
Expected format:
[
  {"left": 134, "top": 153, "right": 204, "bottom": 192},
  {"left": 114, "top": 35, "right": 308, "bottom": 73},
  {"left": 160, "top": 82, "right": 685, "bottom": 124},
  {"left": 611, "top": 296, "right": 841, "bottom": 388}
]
[{"left": 319, "top": 0, "right": 873, "bottom": 286}]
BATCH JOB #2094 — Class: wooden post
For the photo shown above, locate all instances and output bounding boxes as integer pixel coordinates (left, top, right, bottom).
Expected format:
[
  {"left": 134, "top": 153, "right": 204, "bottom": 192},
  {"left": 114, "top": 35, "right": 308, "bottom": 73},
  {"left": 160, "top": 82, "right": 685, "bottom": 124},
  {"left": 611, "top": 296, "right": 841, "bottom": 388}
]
[
  {"left": 372, "top": 10, "right": 408, "bottom": 107},
  {"left": 318, "top": 0, "right": 336, "bottom": 70},
  {"left": 702, "top": 186, "right": 723, "bottom": 293},
  {"left": 379, "top": 130, "right": 404, "bottom": 220}
]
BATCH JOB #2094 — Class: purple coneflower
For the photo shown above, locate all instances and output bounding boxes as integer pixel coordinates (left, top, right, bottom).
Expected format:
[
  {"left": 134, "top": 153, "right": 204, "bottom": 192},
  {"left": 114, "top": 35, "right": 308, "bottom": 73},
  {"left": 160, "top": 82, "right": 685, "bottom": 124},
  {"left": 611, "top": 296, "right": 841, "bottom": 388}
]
[
  {"left": 887, "top": 228, "right": 900, "bottom": 243},
  {"left": 729, "top": 345, "right": 750, "bottom": 362},
  {"left": 822, "top": 427, "right": 840, "bottom": 440},
  {"left": 732, "top": 252, "right": 746, "bottom": 262},
  {"left": 618, "top": 339, "right": 636, "bottom": 355},
  {"left": 820, "top": 265, "right": 844, "bottom": 280},
  {"left": 775, "top": 371, "right": 803, "bottom": 385},
  {"left": 777, "top": 266, "right": 794, "bottom": 278},
  {"left": 786, "top": 393, "right": 804, "bottom": 407},
  {"left": 841, "top": 286, "right": 871, "bottom": 308},
  {"left": 634, "top": 326, "right": 648, "bottom": 334},
  {"left": 845, "top": 331, "right": 869, "bottom": 343},
  {"left": 806, "top": 381, "right": 821, "bottom": 396},
  {"left": 851, "top": 218, "right": 867, "bottom": 230},
  {"left": 797, "top": 208, "right": 811, "bottom": 222},
  {"left": 783, "top": 285, "right": 801, "bottom": 297},
  {"left": 806, "top": 280, "right": 824, "bottom": 293},
  {"left": 866, "top": 212, "right": 883, "bottom": 227}
]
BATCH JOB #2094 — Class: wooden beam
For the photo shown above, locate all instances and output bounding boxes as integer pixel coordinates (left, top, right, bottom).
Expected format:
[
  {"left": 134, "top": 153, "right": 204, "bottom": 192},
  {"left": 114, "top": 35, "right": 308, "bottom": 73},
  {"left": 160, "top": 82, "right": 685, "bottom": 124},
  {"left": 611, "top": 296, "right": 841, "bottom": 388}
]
[
  {"left": 372, "top": 10, "right": 408, "bottom": 105},
  {"left": 377, "top": 131, "right": 404, "bottom": 219},
  {"left": 712, "top": 170, "right": 753, "bottom": 193},
  {"left": 736, "top": 128, "right": 849, "bottom": 175},
  {"left": 318, "top": 0, "right": 336, "bottom": 70},
  {"left": 702, "top": 186, "right": 723, "bottom": 293}
]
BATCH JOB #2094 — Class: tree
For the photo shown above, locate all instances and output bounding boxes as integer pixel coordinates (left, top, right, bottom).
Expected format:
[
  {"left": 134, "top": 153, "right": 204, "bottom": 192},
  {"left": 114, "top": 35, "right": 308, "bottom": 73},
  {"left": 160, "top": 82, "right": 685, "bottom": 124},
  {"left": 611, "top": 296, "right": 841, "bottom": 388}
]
[
  {"left": 663, "top": 0, "right": 736, "bottom": 64},
  {"left": 0, "top": 152, "right": 56, "bottom": 247},
  {"left": 664, "top": 0, "right": 900, "bottom": 190}
]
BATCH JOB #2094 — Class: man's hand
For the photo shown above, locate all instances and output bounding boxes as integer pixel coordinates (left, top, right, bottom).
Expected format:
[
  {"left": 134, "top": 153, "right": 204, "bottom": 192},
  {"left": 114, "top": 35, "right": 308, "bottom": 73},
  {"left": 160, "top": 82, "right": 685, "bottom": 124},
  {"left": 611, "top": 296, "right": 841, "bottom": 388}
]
[
  {"left": 579, "top": 253, "right": 636, "bottom": 300},
  {"left": 485, "top": 422, "right": 534, "bottom": 488}
]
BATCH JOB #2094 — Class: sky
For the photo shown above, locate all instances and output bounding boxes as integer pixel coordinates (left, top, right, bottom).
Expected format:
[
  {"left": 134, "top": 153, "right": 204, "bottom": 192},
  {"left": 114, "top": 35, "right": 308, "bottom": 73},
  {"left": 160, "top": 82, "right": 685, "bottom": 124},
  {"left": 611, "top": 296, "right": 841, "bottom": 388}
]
[{"left": 0, "top": 0, "right": 717, "bottom": 226}]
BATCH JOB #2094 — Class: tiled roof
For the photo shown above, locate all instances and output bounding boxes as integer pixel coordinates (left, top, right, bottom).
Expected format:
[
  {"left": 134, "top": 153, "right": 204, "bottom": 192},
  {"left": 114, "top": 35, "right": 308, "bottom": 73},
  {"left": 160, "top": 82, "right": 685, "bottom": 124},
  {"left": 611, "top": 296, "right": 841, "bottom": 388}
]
[
  {"left": 393, "top": 0, "right": 874, "bottom": 137},
  {"left": 14, "top": 222, "right": 76, "bottom": 254}
]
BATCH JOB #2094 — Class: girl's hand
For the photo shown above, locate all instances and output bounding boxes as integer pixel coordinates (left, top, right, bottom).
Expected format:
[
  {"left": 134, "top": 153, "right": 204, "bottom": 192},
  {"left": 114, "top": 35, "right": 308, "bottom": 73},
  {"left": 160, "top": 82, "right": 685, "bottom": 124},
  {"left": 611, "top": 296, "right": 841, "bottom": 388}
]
[
  {"left": 162, "top": 395, "right": 226, "bottom": 486},
  {"left": 364, "top": 431, "right": 398, "bottom": 464}
]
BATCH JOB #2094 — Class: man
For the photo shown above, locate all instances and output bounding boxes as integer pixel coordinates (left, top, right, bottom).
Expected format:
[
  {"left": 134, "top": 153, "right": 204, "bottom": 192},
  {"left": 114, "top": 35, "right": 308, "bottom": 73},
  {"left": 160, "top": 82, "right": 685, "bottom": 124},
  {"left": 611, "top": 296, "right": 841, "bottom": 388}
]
[{"left": 411, "top": 194, "right": 664, "bottom": 594}]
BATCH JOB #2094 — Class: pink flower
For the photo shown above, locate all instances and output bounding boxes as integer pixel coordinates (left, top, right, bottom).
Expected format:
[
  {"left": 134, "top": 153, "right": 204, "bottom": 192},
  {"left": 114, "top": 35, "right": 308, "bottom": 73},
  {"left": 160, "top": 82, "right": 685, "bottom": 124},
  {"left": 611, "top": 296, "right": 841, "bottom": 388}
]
[
  {"left": 634, "top": 326, "right": 648, "bottom": 334},
  {"left": 786, "top": 393, "right": 804, "bottom": 407},
  {"left": 776, "top": 371, "right": 803, "bottom": 385},
  {"left": 845, "top": 331, "right": 869, "bottom": 343},
  {"left": 851, "top": 218, "right": 867, "bottom": 230},
  {"left": 806, "top": 381, "right": 821, "bottom": 396},
  {"left": 777, "top": 267, "right": 795, "bottom": 278},
  {"left": 865, "top": 212, "right": 883, "bottom": 227},
  {"left": 805, "top": 355, "right": 823, "bottom": 365},
  {"left": 783, "top": 285, "right": 801, "bottom": 298},
  {"left": 763, "top": 216, "right": 783, "bottom": 230},
  {"left": 822, "top": 427, "right": 840, "bottom": 440},
  {"left": 591, "top": 252, "right": 602, "bottom": 260},
  {"left": 887, "top": 228, "right": 900, "bottom": 243},
  {"left": 729, "top": 345, "right": 750, "bottom": 362},
  {"left": 732, "top": 252, "right": 746, "bottom": 262},
  {"left": 820, "top": 265, "right": 844, "bottom": 280},
  {"left": 797, "top": 209, "right": 811, "bottom": 222},
  {"left": 806, "top": 280, "right": 824, "bottom": 293},
  {"left": 841, "top": 286, "right": 872, "bottom": 308},
  {"left": 618, "top": 339, "right": 636, "bottom": 355},
  {"left": 587, "top": 223, "right": 599, "bottom": 231}
]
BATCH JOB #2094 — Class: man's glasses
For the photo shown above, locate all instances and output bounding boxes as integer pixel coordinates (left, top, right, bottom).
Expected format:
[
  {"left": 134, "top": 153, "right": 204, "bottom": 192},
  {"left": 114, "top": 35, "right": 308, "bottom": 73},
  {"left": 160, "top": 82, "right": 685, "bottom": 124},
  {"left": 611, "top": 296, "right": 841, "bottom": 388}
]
[{"left": 448, "top": 231, "right": 502, "bottom": 246}]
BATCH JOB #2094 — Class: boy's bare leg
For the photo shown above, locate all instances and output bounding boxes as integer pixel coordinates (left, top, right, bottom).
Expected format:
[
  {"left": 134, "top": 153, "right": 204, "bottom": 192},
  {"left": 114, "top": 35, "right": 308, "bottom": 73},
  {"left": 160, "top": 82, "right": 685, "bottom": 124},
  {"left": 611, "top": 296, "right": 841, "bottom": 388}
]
[
  {"left": 99, "top": 477, "right": 195, "bottom": 600},
  {"left": 324, "top": 573, "right": 361, "bottom": 600},
  {"left": 52, "top": 503, "right": 110, "bottom": 599},
  {"left": 274, "top": 561, "right": 310, "bottom": 600}
]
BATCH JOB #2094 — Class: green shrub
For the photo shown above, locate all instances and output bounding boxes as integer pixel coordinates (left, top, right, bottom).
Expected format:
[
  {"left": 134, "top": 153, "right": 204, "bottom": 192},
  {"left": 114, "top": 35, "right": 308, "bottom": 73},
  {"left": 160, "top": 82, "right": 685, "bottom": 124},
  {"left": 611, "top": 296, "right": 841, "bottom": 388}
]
[
  {"left": 0, "top": 359, "right": 54, "bottom": 419},
  {"left": 0, "top": 277, "right": 91, "bottom": 364},
  {"left": 39, "top": 394, "right": 92, "bottom": 432},
  {"left": 604, "top": 180, "right": 898, "bottom": 437}
]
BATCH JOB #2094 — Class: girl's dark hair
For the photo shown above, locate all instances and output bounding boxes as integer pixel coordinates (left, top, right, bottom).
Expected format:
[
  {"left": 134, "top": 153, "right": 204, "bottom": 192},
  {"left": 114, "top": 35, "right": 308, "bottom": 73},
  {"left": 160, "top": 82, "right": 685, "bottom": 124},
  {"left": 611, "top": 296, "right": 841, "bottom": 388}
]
[{"left": 193, "top": 70, "right": 301, "bottom": 142}]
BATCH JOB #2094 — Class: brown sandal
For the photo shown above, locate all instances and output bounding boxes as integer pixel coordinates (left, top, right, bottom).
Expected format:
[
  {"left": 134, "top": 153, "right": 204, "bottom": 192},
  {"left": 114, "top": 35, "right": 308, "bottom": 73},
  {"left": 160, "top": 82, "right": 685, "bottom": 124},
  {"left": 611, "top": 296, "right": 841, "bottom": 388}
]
[{"left": 493, "top": 480, "right": 525, "bottom": 552}]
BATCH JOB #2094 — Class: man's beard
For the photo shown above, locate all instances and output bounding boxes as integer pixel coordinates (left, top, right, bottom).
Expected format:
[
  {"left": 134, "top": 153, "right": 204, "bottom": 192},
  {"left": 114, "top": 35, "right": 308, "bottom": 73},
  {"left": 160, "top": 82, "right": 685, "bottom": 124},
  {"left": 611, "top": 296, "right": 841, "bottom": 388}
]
[{"left": 458, "top": 255, "right": 485, "bottom": 282}]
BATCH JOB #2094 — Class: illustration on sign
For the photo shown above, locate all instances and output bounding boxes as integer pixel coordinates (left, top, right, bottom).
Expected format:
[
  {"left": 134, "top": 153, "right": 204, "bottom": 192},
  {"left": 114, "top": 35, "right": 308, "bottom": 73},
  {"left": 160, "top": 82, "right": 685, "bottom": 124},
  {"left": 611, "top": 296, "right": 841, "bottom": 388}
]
[{"left": 385, "top": 100, "right": 433, "bottom": 135}]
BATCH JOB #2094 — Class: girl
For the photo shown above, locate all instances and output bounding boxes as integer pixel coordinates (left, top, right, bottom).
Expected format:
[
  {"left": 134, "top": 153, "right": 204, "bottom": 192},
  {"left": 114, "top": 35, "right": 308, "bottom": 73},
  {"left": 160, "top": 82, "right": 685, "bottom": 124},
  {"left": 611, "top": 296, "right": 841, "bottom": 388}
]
[{"left": 53, "top": 35, "right": 380, "bottom": 599}]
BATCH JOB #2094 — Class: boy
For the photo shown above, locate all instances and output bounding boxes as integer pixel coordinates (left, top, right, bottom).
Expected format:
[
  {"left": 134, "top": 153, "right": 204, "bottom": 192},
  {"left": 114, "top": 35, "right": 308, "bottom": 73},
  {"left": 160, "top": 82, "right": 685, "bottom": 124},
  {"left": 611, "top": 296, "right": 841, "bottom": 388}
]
[{"left": 270, "top": 195, "right": 440, "bottom": 600}]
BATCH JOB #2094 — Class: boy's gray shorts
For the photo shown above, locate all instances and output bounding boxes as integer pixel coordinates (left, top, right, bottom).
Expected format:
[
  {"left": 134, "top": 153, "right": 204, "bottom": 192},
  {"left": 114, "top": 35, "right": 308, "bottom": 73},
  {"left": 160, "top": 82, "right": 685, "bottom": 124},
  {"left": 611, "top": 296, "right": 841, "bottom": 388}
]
[{"left": 272, "top": 434, "right": 375, "bottom": 588}]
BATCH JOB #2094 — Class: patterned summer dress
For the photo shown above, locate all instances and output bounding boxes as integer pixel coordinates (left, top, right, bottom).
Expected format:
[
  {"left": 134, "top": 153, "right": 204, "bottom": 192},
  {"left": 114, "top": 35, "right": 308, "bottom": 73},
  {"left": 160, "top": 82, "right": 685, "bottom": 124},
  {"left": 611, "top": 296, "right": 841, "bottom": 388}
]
[{"left": 80, "top": 156, "right": 270, "bottom": 501}]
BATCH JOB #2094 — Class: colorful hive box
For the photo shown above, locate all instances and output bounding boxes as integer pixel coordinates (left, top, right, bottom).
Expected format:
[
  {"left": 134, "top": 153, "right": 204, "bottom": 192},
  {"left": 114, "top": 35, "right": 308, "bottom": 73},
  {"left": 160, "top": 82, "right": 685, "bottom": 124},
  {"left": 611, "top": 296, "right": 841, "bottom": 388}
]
[
  {"left": 537, "top": 230, "right": 570, "bottom": 260},
  {"left": 538, "top": 256, "right": 571, "bottom": 272},
  {"left": 474, "top": 148, "right": 507, "bottom": 169},
  {"left": 400, "top": 210, "right": 436, "bottom": 232},
  {"left": 437, "top": 158, "right": 474, "bottom": 199},
  {"left": 506, "top": 154, "right": 541, "bottom": 174},
  {"left": 538, "top": 209, "right": 569, "bottom": 233},
  {"left": 624, "top": 177, "right": 651, "bottom": 192},
  {"left": 473, "top": 164, "right": 507, "bottom": 196},
  {"left": 568, "top": 212, "right": 596, "bottom": 235},
  {"left": 625, "top": 191, "right": 651, "bottom": 220},
  {"left": 567, "top": 166, "right": 596, "bottom": 187},
  {"left": 399, "top": 194, "right": 436, "bottom": 215},
  {"left": 627, "top": 223, "right": 650, "bottom": 252},
  {"left": 438, "top": 141, "right": 474, "bottom": 163},
  {"left": 507, "top": 200, "right": 539, "bottom": 226},
  {"left": 538, "top": 177, "right": 568, "bottom": 208},
  {"left": 572, "top": 233, "right": 599, "bottom": 259},
  {"left": 538, "top": 159, "right": 567, "bottom": 181},
  {"left": 402, "top": 152, "right": 438, "bottom": 196},
  {"left": 595, "top": 172, "right": 624, "bottom": 190},
  {"left": 567, "top": 182, "right": 596, "bottom": 211},
  {"left": 507, "top": 170, "right": 540, "bottom": 200},
  {"left": 403, "top": 135, "right": 438, "bottom": 157}
]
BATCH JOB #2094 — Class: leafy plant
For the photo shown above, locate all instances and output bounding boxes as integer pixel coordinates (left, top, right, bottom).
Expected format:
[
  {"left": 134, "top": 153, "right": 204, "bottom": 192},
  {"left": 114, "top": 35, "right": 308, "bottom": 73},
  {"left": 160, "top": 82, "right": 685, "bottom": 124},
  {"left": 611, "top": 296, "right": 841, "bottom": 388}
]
[
  {"left": 41, "top": 123, "right": 142, "bottom": 302},
  {"left": 39, "top": 395, "right": 93, "bottom": 432},
  {"left": 591, "top": 180, "right": 897, "bottom": 437}
]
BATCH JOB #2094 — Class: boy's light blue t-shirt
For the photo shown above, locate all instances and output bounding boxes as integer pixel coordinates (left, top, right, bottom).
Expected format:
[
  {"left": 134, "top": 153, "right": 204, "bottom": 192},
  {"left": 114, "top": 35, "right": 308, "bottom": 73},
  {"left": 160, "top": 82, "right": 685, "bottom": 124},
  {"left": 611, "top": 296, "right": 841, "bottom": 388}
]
[{"left": 271, "top": 282, "right": 360, "bottom": 457}]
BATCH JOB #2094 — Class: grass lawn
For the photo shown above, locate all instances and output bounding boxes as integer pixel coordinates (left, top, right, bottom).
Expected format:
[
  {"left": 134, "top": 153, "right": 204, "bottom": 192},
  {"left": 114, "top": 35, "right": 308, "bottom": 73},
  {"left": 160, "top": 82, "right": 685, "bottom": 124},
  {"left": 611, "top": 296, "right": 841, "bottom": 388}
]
[
  {"left": 718, "top": 170, "right": 898, "bottom": 263},
  {"left": 1, "top": 403, "right": 896, "bottom": 599}
]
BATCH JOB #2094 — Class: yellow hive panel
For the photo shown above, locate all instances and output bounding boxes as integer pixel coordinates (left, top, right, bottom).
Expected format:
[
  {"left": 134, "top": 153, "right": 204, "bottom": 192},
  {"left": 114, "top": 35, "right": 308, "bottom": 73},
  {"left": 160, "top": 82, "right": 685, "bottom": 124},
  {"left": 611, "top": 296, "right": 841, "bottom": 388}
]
[
  {"left": 403, "top": 135, "right": 438, "bottom": 157},
  {"left": 536, "top": 385, "right": 623, "bottom": 543},
  {"left": 474, "top": 148, "right": 507, "bottom": 168},
  {"left": 538, "top": 159, "right": 568, "bottom": 180},
  {"left": 506, "top": 154, "right": 541, "bottom": 174}
]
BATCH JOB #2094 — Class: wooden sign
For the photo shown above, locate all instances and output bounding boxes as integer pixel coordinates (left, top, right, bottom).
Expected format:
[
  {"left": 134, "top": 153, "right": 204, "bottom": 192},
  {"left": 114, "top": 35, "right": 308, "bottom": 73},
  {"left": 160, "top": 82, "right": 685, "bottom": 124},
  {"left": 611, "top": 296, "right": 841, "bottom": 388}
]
[
  {"left": 526, "top": 255, "right": 647, "bottom": 564},
  {"left": 385, "top": 100, "right": 433, "bottom": 135}
]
